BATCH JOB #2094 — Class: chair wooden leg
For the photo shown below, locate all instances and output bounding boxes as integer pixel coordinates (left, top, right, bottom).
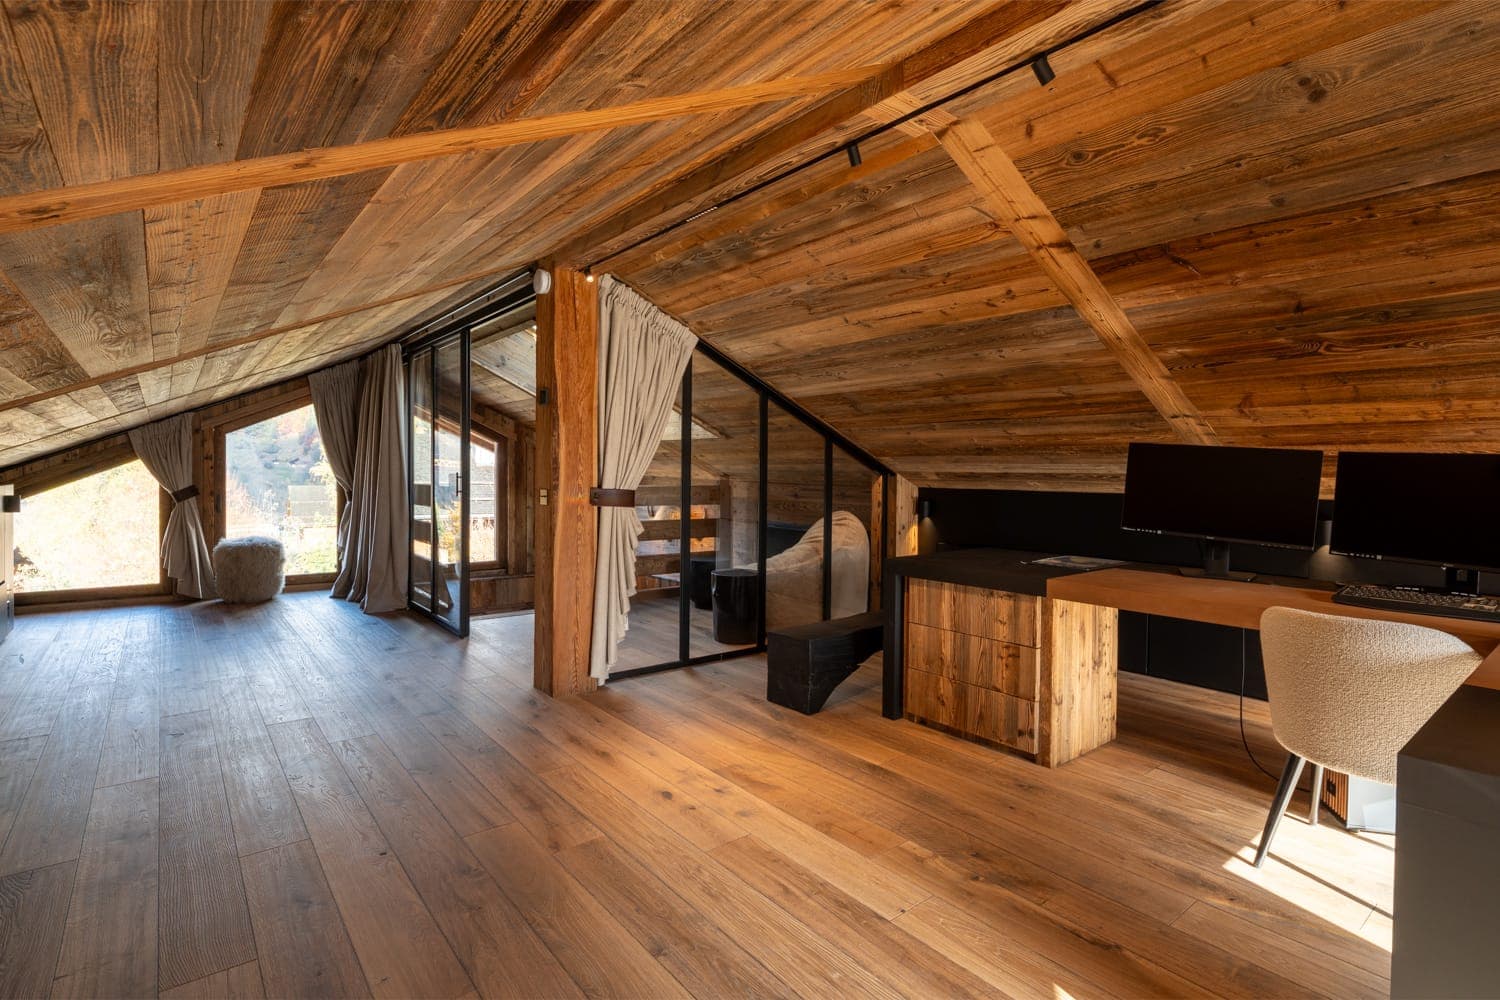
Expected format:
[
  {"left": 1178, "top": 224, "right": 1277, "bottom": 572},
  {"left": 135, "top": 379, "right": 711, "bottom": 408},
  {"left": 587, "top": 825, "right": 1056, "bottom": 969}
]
[
  {"left": 1309, "top": 763, "right": 1323, "bottom": 827},
  {"left": 1254, "top": 753, "right": 1305, "bottom": 868}
]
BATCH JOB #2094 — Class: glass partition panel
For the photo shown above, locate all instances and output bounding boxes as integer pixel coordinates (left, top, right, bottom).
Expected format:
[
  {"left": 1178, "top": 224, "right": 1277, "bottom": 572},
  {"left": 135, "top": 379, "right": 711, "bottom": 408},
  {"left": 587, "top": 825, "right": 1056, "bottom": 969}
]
[
  {"left": 832, "top": 445, "right": 877, "bottom": 616},
  {"left": 688, "top": 353, "right": 761, "bottom": 659},
  {"left": 612, "top": 377, "right": 685, "bottom": 671},
  {"left": 408, "top": 350, "right": 436, "bottom": 614},
  {"left": 433, "top": 337, "right": 468, "bottom": 631},
  {"left": 766, "top": 400, "right": 827, "bottom": 630}
]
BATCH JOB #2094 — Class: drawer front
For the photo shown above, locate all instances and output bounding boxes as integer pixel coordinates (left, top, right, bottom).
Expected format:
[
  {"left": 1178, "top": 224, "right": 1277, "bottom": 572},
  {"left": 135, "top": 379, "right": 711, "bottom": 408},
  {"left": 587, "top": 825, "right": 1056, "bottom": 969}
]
[
  {"left": 905, "top": 667, "right": 1038, "bottom": 754},
  {"left": 905, "top": 621, "right": 1038, "bottom": 700},
  {"left": 904, "top": 578, "right": 1038, "bottom": 647}
]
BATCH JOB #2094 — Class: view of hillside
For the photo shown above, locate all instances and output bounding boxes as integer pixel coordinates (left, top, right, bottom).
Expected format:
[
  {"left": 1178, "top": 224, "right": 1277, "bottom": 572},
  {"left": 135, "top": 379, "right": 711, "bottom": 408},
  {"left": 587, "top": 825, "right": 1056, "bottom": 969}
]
[{"left": 225, "top": 404, "right": 338, "bottom": 575}]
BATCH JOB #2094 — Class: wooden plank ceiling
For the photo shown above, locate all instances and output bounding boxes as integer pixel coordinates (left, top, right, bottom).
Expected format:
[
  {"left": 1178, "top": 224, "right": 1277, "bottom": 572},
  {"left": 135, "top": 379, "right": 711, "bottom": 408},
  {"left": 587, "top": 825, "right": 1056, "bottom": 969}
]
[
  {"left": 4, "top": 0, "right": 1499, "bottom": 496},
  {"left": 612, "top": 0, "right": 1500, "bottom": 492},
  {"left": 0, "top": 0, "right": 1078, "bottom": 468}
]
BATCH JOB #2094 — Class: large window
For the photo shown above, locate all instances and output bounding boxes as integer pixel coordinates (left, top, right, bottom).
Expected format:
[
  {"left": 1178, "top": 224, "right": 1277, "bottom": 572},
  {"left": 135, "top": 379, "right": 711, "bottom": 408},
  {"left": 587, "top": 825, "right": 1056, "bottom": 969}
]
[
  {"left": 225, "top": 403, "right": 337, "bottom": 576},
  {"left": 13, "top": 459, "right": 162, "bottom": 592},
  {"left": 468, "top": 431, "right": 503, "bottom": 566}
]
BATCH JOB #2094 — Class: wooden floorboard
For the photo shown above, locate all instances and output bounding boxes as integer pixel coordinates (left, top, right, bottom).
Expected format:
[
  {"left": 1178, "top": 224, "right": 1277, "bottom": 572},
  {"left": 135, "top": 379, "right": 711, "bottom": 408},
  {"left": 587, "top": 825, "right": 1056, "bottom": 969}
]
[{"left": 0, "top": 591, "right": 1395, "bottom": 997}]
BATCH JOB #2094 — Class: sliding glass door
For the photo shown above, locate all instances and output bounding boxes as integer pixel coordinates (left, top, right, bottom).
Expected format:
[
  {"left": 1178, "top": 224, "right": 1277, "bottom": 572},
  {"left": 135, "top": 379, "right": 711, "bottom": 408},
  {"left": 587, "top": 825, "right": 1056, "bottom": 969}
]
[{"left": 408, "top": 334, "right": 470, "bottom": 636}]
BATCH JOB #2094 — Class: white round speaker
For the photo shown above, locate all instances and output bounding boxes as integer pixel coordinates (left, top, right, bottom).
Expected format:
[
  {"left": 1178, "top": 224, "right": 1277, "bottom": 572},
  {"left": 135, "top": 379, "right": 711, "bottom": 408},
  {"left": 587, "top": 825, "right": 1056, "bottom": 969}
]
[{"left": 532, "top": 269, "right": 552, "bottom": 295}]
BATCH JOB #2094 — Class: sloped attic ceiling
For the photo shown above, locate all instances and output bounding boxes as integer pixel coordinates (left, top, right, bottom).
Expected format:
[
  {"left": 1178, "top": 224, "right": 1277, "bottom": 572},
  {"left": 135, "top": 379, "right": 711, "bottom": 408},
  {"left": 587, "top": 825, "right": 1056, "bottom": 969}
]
[
  {"left": 611, "top": 0, "right": 1500, "bottom": 494},
  {"left": 4, "top": 1, "right": 1498, "bottom": 497},
  {"left": 0, "top": 0, "right": 1105, "bottom": 468}
]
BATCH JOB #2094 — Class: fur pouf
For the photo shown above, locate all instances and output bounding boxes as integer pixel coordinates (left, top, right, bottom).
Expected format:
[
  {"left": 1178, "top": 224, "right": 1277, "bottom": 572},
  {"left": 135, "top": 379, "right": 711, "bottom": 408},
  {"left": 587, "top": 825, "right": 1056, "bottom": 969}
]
[{"left": 212, "top": 536, "right": 285, "bottom": 603}]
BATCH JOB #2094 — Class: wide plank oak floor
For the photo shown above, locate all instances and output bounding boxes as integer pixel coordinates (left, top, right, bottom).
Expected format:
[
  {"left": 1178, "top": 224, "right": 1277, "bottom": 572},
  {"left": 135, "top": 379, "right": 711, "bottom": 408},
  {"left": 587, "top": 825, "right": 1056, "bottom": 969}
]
[{"left": 0, "top": 592, "right": 1393, "bottom": 998}]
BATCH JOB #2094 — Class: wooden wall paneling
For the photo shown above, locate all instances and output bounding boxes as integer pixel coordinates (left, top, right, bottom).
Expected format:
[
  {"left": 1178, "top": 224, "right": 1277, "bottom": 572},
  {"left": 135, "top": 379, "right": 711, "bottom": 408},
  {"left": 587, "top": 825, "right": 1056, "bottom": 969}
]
[
  {"left": 891, "top": 475, "right": 920, "bottom": 558},
  {"left": 533, "top": 267, "right": 597, "bottom": 697}
]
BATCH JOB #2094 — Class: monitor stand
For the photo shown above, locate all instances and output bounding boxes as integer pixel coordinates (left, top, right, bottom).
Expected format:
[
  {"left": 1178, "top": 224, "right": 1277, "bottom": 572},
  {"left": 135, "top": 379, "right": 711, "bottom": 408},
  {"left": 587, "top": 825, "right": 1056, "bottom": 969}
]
[
  {"left": 1444, "top": 566, "right": 1483, "bottom": 596},
  {"left": 1178, "top": 539, "right": 1256, "bottom": 583}
]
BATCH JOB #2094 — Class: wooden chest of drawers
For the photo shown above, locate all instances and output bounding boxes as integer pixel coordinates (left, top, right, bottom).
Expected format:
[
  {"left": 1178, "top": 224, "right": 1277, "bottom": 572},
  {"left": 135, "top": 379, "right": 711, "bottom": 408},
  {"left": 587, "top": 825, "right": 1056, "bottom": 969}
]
[{"left": 902, "top": 577, "right": 1116, "bottom": 766}]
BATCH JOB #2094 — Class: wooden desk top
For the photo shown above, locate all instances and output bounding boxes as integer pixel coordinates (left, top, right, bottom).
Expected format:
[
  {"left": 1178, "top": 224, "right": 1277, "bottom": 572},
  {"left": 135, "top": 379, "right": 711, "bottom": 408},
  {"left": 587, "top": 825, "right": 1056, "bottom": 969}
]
[{"left": 1047, "top": 567, "right": 1500, "bottom": 691}]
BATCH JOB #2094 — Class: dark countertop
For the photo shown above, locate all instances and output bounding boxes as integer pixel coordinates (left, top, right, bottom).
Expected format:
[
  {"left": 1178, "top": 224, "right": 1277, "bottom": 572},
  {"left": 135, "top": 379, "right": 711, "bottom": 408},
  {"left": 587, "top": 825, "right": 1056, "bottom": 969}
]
[
  {"left": 886, "top": 547, "right": 1118, "bottom": 598},
  {"left": 1400, "top": 685, "right": 1500, "bottom": 827}
]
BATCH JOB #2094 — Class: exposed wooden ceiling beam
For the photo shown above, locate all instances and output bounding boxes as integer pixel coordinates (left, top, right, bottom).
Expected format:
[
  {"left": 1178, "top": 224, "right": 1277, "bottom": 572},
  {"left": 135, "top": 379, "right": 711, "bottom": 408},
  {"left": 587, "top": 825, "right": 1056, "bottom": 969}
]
[
  {"left": 558, "top": 0, "right": 1076, "bottom": 267},
  {"left": 938, "top": 117, "right": 1219, "bottom": 445},
  {"left": 0, "top": 64, "right": 886, "bottom": 235},
  {"left": 0, "top": 262, "right": 517, "bottom": 416}
]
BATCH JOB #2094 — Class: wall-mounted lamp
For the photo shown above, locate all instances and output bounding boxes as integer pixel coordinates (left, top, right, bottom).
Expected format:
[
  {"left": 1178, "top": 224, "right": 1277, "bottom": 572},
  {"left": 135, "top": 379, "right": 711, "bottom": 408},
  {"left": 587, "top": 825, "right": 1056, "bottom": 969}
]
[
  {"left": 846, "top": 142, "right": 862, "bottom": 168},
  {"left": 2, "top": 494, "right": 18, "bottom": 514},
  {"left": 917, "top": 498, "right": 932, "bottom": 520},
  {"left": 1031, "top": 54, "right": 1055, "bottom": 86},
  {"left": 531, "top": 269, "right": 552, "bottom": 295},
  {"left": 584, "top": 267, "right": 596, "bottom": 283}
]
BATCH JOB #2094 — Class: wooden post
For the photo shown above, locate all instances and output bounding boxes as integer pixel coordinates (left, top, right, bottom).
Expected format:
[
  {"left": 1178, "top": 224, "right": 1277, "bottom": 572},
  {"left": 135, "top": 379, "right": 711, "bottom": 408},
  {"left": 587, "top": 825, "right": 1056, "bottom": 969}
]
[
  {"left": 533, "top": 266, "right": 598, "bottom": 697},
  {"left": 892, "top": 474, "right": 920, "bottom": 557}
]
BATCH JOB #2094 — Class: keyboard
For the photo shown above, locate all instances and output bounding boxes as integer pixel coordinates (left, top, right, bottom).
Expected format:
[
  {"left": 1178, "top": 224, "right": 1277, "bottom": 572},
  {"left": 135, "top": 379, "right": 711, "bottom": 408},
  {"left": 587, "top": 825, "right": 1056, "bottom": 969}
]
[{"left": 1333, "top": 583, "right": 1500, "bottom": 623}]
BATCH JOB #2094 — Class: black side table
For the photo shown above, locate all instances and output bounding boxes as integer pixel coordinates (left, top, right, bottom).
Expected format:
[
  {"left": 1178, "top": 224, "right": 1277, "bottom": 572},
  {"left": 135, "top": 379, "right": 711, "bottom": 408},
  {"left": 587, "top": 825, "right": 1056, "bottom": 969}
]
[
  {"left": 711, "top": 568, "right": 760, "bottom": 645},
  {"left": 688, "top": 556, "right": 716, "bottom": 610}
]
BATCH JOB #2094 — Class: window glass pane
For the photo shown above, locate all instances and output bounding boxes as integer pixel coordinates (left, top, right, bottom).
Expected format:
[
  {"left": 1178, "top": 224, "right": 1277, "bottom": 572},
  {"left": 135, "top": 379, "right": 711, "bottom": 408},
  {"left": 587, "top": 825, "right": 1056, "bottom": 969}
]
[
  {"left": 469, "top": 435, "right": 500, "bottom": 564},
  {"left": 688, "top": 353, "right": 760, "bottom": 658},
  {"left": 410, "top": 352, "right": 435, "bottom": 611},
  {"left": 13, "top": 459, "right": 160, "bottom": 591},
  {"left": 766, "top": 403, "right": 827, "bottom": 629},
  {"left": 225, "top": 403, "right": 337, "bottom": 575},
  {"left": 832, "top": 446, "right": 876, "bottom": 617}
]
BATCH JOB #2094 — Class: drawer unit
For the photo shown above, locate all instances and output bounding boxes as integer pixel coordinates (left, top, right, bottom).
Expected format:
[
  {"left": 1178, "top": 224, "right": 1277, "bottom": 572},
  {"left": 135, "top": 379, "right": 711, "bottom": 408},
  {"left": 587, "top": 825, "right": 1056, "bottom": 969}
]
[
  {"left": 904, "top": 668, "right": 1038, "bottom": 754},
  {"left": 904, "top": 577, "right": 1038, "bottom": 647},
  {"left": 901, "top": 575, "right": 1117, "bottom": 766},
  {"left": 904, "top": 620, "right": 1038, "bottom": 701}
]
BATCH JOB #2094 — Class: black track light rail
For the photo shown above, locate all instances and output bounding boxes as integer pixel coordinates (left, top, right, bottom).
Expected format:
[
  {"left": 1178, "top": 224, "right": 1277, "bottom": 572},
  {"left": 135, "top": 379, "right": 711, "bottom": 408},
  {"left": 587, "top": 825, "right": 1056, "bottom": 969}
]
[{"left": 584, "top": 0, "right": 1163, "bottom": 272}]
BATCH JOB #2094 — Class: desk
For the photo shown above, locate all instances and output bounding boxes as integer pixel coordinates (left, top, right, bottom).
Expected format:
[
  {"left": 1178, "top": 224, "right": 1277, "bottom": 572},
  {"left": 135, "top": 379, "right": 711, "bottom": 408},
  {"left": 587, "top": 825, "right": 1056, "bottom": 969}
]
[
  {"left": 884, "top": 554, "right": 1500, "bottom": 767},
  {"left": 1046, "top": 567, "right": 1500, "bottom": 691}
]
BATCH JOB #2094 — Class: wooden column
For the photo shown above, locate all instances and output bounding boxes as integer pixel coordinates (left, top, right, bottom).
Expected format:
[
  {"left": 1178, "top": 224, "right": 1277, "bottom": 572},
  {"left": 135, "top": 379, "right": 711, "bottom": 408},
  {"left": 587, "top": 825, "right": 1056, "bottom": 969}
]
[
  {"left": 891, "top": 475, "right": 920, "bottom": 557},
  {"left": 533, "top": 266, "right": 598, "bottom": 697}
]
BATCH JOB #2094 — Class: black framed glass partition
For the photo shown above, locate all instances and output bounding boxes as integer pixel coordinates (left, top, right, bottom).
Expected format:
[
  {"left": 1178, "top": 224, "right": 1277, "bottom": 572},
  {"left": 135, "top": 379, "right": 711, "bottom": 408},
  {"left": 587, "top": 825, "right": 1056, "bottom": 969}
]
[
  {"left": 610, "top": 340, "right": 888, "bottom": 679},
  {"left": 407, "top": 333, "right": 470, "bottom": 635}
]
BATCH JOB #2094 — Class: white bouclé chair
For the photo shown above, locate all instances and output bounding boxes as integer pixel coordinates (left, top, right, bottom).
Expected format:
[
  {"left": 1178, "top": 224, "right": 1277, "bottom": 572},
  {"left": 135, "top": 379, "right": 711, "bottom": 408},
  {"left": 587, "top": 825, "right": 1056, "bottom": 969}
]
[{"left": 1253, "top": 606, "right": 1481, "bottom": 867}]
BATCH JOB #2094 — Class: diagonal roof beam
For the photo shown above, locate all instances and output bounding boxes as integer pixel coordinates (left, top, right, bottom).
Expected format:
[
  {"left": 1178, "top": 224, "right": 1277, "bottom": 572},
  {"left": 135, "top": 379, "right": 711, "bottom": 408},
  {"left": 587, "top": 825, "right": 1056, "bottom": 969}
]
[
  {"left": 939, "top": 117, "right": 1219, "bottom": 445},
  {"left": 557, "top": 0, "right": 1077, "bottom": 267},
  {"left": 0, "top": 65, "right": 887, "bottom": 235}
]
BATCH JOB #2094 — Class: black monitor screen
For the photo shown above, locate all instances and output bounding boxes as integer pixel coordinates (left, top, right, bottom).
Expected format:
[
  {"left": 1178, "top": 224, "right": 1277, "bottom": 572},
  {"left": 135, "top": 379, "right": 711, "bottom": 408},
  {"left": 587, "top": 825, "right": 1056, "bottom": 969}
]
[
  {"left": 1121, "top": 443, "right": 1323, "bottom": 549},
  {"left": 1331, "top": 451, "right": 1500, "bottom": 572}
]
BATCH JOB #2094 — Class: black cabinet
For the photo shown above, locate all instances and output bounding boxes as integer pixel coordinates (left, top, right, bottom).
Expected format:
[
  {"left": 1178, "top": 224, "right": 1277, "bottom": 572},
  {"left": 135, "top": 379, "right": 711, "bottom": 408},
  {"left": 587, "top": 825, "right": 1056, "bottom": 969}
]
[{"left": 1118, "top": 612, "right": 1267, "bottom": 700}]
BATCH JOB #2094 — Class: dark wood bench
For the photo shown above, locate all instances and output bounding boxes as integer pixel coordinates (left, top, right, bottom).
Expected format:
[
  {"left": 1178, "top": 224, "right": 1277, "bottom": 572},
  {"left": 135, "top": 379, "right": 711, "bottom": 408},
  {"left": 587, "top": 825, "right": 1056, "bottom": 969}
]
[{"left": 766, "top": 611, "right": 884, "bottom": 715}]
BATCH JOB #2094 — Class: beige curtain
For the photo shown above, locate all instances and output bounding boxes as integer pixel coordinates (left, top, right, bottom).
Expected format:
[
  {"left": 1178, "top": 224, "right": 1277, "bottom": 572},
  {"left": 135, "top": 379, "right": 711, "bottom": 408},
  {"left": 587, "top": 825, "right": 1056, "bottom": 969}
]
[
  {"left": 333, "top": 344, "right": 409, "bottom": 613},
  {"left": 308, "top": 359, "right": 362, "bottom": 566},
  {"left": 590, "top": 277, "right": 697, "bottom": 680},
  {"left": 129, "top": 413, "right": 216, "bottom": 599}
]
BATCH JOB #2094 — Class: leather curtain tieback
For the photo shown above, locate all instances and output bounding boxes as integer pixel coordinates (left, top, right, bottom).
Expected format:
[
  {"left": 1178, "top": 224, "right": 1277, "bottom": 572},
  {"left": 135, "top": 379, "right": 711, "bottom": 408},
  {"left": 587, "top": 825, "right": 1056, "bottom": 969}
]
[
  {"left": 590, "top": 488, "right": 636, "bottom": 507},
  {"left": 170, "top": 484, "right": 200, "bottom": 503}
]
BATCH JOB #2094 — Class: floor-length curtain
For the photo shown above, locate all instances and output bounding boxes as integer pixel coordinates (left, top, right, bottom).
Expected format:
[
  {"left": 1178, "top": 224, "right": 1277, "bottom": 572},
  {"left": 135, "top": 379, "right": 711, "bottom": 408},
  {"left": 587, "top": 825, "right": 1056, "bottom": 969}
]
[
  {"left": 590, "top": 276, "right": 696, "bottom": 680},
  {"left": 332, "top": 344, "right": 409, "bottom": 613},
  {"left": 308, "top": 359, "right": 362, "bottom": 569},
  {"left": 129, "top": 413, "right": 216, "bottom": 599}
]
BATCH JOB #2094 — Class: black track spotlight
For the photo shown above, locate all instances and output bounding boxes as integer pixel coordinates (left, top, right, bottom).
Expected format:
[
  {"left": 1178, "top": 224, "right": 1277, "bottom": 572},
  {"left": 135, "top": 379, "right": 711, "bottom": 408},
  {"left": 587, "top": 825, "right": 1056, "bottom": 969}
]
[
  {"left": 917, "top": 498, "right": 933, "bottom": 521},
  {"left": 1032, "top": 54, "right": 1055, "bottom": 86},
  {"left": 846, "top": 142, "right": 862, "bottom": 168}
]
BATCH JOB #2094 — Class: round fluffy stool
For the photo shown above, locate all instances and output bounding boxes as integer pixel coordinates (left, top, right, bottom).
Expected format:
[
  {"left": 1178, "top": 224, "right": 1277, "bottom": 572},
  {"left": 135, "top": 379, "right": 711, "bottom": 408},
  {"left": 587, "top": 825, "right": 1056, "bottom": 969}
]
[{"left": 212, "top": 536, "right": 285, "bottom": 603}]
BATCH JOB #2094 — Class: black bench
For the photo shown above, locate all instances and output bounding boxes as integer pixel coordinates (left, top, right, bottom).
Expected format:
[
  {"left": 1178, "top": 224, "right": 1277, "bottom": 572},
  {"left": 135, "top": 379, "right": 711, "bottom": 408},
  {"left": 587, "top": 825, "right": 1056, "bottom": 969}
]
[{"left": 766, "top": 611, "right": 884, "bottom": 715}]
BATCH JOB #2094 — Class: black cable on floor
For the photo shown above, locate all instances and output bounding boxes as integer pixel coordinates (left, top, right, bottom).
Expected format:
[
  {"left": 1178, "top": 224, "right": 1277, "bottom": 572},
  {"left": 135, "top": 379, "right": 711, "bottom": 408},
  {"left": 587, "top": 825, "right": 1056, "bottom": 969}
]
[{"left": 1240, "top": 629, "right": 1280, "bottom": 782}]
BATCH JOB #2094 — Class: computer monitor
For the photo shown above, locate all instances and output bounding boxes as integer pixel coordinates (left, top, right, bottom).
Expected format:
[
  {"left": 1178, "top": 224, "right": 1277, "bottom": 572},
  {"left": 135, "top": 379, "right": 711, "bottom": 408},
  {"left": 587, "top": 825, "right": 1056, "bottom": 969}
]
[
  {"left": 1121, "top": 442, "right": 1324, "bottom": 579},
  {"left": 1331, "top": 450, "right": 1500, "bottom": 593}
]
